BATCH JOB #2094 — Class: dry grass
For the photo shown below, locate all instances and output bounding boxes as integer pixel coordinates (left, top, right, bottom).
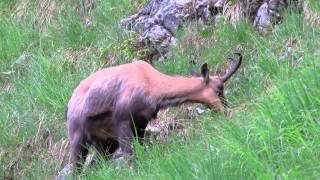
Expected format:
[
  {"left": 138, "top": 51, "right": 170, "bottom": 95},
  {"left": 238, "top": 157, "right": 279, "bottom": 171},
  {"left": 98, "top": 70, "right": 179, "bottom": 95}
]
[
  {"left": 36, "top": 0, "right": 56, "bottom": 32},
  {"left": 13, "top": 0, "right": 30, "bottom": 20},
  {"left": 224, "top": 1, "right": 246, "bottom": 25},
  {"left": 65, "top": 47, "right": 97, "bottom": 69},
  {"left": 2, "top": 120, "right": 71, "bottom": 178},
  {"left": 146, "top": 104, "right": 200, "bottom": 142},
  {"left": 101, "top": 51, "right": 119, "bottom": 68},
  {"left": 77, "top": 0, "right": 98, "bottom": 17},
  {"left": 76, "top": 0, "right": 100, "bottom": 27},
  {"left": 13, "top": 0, "right": 57, "bottom": 33},
  {"left": 48, "top": 138, "right": 71, "bottom": 172},
  {"left": 303, "top": 1, "right": 320, "bottom": 29}
]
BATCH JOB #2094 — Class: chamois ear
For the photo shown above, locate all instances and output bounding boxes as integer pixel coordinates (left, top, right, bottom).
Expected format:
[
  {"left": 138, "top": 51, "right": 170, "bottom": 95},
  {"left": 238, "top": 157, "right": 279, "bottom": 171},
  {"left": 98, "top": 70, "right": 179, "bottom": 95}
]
[{"left": 201, "top": 63, "right": 210, "bottom": 84}]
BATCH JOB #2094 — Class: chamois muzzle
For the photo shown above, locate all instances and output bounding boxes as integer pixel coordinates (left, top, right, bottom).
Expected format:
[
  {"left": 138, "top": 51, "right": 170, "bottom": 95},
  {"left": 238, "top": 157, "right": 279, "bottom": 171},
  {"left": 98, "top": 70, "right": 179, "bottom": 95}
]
[{"left": 221, "top": 53, "right": 242, "bottom": 83}]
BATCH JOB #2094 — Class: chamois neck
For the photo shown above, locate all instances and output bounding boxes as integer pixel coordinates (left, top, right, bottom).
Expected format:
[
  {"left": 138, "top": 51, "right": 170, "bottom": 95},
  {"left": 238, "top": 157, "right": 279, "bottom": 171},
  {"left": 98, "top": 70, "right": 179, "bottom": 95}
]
[{"left": 151, "top": 75, "right": 204, "bottom": 109}]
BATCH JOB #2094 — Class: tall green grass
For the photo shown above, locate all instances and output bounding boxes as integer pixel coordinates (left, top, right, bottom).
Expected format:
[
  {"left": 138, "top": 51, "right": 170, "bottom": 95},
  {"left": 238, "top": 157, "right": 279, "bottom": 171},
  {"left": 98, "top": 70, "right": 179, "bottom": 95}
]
[{"left": 0, "top": 1, "right": 319, "bottom": 179}]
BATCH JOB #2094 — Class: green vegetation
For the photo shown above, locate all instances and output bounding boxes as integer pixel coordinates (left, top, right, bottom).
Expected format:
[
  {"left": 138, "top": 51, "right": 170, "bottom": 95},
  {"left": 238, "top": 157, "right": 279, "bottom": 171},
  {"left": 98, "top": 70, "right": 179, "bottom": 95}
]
[{"left": 0, "top": 1, "right": 319, "bottom": 179}]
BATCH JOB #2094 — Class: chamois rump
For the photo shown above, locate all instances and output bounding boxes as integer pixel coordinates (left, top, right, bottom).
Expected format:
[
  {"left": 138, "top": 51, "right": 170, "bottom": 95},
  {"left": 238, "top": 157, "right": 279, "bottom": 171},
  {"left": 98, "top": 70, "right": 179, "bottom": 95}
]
[{"left": 66, "top": 53, "right": 242, "bottom": 170}]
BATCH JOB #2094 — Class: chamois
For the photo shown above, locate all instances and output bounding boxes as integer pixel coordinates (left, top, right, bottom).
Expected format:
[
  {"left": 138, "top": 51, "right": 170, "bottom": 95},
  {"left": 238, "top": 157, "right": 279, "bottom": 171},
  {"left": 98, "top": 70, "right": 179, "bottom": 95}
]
[{"left": 66, "top": 53, "right": 242, "bottom": 170}]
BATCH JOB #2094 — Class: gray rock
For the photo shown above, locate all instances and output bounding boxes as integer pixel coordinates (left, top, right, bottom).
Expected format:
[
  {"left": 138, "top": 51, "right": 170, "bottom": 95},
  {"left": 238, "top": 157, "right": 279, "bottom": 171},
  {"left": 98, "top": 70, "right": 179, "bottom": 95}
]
[
  {"left": 253, "top": 2, "right": 272, "bottom": 35},
  {"left": 140, "top": 24, "right": 176, "bottom": 60},
  {"left": 253, "top": 0, "right": 298, "bottom": 35},
  {"left": 119, "top": 0, "right": 219, "bottom": 61}
]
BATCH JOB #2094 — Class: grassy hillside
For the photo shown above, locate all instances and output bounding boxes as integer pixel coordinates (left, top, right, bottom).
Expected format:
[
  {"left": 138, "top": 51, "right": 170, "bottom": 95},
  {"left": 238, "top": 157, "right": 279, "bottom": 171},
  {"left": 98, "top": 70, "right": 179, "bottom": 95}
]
[{"left": 0, "top": 0, "right": 319, "bottom": 179}]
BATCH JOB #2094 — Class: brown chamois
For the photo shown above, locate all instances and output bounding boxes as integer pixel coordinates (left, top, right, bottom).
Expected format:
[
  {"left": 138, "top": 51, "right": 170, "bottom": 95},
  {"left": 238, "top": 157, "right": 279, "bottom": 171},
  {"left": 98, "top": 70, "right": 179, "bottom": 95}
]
[{"left": 66, "top": 53, "right": 242, "bottom": 170}]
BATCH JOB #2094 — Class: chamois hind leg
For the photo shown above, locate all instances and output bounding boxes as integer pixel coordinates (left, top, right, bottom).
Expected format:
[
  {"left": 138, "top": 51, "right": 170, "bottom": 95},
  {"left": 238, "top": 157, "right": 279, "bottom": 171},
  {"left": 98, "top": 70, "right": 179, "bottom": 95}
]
[
  {"left": 70, "top": 132, "right": 89, "bottom": 173},
  {"left": 93, "top": 138, "right": 119, "bottom": 160},
  {"left": 105, "top": 139, "right": 119, "bottom": 158}
]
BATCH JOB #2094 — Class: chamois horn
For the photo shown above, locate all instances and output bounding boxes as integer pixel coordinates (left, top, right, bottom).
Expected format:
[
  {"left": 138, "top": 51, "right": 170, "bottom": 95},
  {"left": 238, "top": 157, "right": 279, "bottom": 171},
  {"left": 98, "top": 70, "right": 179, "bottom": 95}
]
[{"left": 221, "top": 53, "right": 242, "bottom": 83}]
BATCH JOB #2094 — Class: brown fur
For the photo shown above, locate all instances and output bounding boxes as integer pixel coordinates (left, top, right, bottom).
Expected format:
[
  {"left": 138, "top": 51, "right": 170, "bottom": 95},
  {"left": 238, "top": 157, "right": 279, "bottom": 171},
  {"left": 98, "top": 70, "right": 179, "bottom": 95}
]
[{"left": 66, "top": 54, "right": 242, "bottom": 171}]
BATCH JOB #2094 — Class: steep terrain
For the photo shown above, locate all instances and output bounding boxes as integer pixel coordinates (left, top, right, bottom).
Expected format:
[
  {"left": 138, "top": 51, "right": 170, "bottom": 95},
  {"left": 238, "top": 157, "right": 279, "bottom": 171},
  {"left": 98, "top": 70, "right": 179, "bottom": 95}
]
[{"left": 0, "top": 0, "right": 319, "bottom": 179}]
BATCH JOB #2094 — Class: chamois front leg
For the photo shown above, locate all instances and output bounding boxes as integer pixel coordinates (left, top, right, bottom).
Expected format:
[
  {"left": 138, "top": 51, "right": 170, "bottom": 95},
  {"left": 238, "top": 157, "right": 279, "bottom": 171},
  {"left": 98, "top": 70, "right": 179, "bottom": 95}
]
[
  {"left": 115, "top": 120, "right": 134, "bottom": 159},
  {"left": 132, "top": 117, "right": 149, "bottom": 145},
  {"left": 136, "top": 128, "right": 146, "bottom": 145}
]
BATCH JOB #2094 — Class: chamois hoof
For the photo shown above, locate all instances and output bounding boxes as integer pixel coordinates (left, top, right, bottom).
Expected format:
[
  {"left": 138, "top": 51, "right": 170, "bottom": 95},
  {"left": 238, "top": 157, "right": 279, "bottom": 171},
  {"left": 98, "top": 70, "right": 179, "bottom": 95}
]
[{"left": 111, "top": 149, "right": 134, "bottom": 168}]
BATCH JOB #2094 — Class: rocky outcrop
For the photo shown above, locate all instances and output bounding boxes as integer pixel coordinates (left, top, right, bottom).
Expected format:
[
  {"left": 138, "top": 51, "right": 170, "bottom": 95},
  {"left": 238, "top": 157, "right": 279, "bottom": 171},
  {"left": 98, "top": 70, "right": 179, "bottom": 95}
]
[
  {"left": 119, "top": 0, "right": 301, "bottom": 61},
  {"left": 119, "top": 0, "right": 226, "bottom": 61},
  {"left": 253, "top": 0, "right": 302, "bottom": 35}
]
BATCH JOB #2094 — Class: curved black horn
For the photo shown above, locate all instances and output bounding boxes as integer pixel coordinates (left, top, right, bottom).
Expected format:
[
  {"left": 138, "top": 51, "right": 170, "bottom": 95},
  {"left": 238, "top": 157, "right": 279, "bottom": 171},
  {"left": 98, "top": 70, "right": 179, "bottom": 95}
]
[{"left": 221, "top": 53, "right": 242, "bottom": 83}]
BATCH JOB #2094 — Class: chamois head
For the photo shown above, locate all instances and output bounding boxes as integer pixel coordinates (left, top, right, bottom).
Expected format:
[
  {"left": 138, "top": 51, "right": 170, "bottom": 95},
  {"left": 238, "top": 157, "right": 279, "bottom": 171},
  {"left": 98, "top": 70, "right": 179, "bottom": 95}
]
[{"left": 190, "top": 53, "right": 242, "bottom": 111}]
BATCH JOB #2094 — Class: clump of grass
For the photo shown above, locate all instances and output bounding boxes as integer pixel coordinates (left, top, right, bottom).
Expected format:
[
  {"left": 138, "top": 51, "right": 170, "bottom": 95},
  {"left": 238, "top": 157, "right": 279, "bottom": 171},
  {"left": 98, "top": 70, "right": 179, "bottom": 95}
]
[{"left": 0, "top": 20, "right": 37, "bottom": 74}]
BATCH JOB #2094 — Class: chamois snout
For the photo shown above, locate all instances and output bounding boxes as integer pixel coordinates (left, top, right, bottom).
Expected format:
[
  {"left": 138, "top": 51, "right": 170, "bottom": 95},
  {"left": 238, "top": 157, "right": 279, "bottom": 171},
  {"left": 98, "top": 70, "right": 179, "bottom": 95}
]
[{"left": 191, "top": 53, "right": 242, "bottom": 111}]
